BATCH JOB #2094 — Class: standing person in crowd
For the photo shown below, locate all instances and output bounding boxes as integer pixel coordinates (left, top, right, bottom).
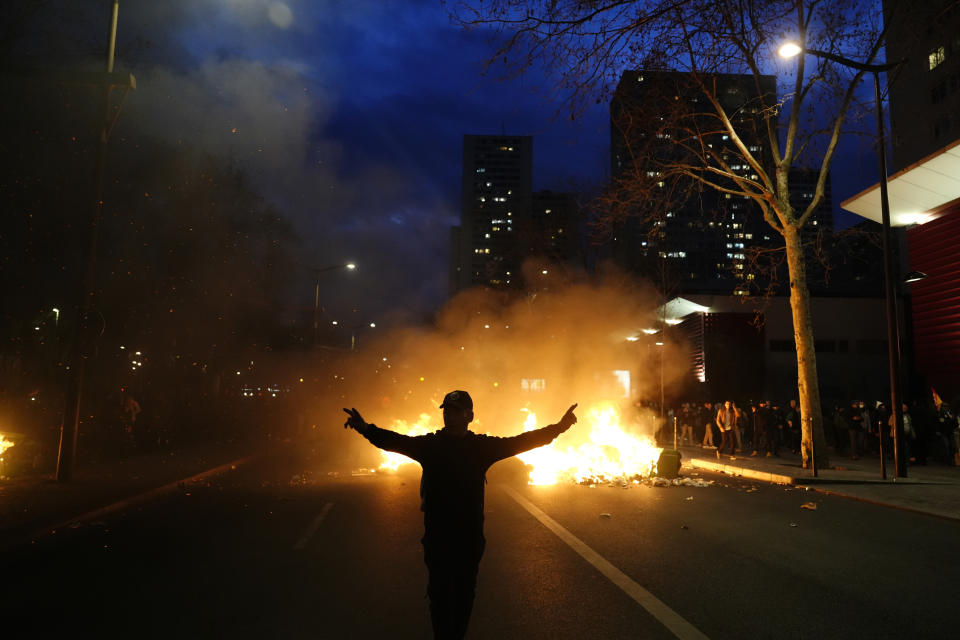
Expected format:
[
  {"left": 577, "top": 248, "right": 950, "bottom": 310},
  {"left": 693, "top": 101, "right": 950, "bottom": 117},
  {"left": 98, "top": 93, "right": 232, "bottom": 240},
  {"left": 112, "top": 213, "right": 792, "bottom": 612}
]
[
  {"left": 732, "top": 401, "right": 746, "bottom": 453},
  {"left": 343, "top": 391, "right": 579, "bottom": 639},
  {"left": 679, "top": 403, "right": 695, "bottom": 446},
  {"left": 770, "top": 402, "right": 784, "bottom": 456},
  {"left": 760, "top": 401, "right": 779, "bottom": 457},
  {"left": 890, "top": 402, "right": 917, "bottom": 464},
  {"left": 784, "top": 399, "right": 801, "bottom": 454},
  {"left": 701, "top": 401, "right": 715, "bottom": 448},
  {"left": 716, "top": 400, "right": 737, "bottom": 460},
  {"left": 750, "top": 401, "right": 766, "bottom": 457},
  {"left": 843, "top": 400, "right": 863, "bottom": 459},
  {"left": 858, "top": 401, "right": 875, "bottom": 454}
]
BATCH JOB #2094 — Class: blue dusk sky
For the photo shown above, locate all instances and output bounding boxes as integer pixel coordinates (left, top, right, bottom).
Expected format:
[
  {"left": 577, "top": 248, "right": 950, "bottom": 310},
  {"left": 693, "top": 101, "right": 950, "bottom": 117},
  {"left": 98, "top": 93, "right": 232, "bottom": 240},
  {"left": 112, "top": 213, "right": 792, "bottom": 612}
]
[{"left": 17, "top": 0, "right": 882, "bottom": 324}]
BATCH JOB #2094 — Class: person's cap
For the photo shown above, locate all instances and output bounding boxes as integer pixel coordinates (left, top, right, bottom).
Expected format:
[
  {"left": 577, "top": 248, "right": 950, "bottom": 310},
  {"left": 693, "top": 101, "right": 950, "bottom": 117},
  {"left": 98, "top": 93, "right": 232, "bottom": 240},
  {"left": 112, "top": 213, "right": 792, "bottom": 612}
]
[{"left": 439, "top": 390, "right": 473, "bottom": 411}]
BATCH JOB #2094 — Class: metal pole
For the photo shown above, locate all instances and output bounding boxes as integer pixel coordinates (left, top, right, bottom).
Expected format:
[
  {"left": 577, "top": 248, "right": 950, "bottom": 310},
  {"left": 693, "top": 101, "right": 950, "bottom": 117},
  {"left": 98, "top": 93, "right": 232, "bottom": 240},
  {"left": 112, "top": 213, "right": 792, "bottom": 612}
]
[
  {"left": 673, "top": 415, "right": 678, "bottom": 451},
  {"left": 807, "top": 415, "right": 817, "bottom": 477},
  {"left": 878, "top": 417, "right": 887, "bottom": 480},
  {"left": 313, "top": 277, "right": 320, "bottom": 347},
  {"left": 874, "top": 71, "right": 907, "bottom": 478},
  {"left": 57, "top": 1, "right": 121, "bottom": 482}
]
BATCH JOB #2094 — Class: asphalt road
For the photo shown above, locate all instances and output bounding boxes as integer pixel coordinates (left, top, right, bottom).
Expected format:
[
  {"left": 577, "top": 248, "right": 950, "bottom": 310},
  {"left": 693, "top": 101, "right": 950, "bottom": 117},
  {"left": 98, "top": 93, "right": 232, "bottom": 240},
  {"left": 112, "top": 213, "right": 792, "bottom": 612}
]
[{"left": 2, "top": 449, "right": 958, "bottom": 639}]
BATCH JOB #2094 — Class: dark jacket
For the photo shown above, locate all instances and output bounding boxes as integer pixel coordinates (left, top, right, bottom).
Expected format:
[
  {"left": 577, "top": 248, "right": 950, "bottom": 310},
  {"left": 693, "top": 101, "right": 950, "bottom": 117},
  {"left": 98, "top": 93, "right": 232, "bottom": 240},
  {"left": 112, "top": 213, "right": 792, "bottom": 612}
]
[{"left": 363, "top": 423, "right": 565, "bottom": 550}]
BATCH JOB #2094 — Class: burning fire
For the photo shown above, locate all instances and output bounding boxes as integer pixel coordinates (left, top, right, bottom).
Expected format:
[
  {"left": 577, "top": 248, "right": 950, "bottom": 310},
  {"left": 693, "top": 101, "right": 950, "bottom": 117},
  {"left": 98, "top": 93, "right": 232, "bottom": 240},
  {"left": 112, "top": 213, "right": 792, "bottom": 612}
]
[
  {"left": 376, "top": 404, "right": 662, "bottom": 485},
  {"left": 378, "top": 413, "right": 437, "bottom": 472},
  {"left": 516, "top": 405, "right": 662, "bottom": 485},
  {"left": 0, "top": 434, "right": 14, "bottom": 458}
]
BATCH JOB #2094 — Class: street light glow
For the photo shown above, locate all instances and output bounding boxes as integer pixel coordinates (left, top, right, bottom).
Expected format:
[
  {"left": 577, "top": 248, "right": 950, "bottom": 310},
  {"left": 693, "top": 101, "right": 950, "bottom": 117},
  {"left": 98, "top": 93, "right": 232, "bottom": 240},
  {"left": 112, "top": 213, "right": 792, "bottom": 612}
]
[
  {"left": 346, "top": 263, "right": 356, "bottom": 270},
  {"left": 778, "top": 42, "right": 802, "bottom": 58}
]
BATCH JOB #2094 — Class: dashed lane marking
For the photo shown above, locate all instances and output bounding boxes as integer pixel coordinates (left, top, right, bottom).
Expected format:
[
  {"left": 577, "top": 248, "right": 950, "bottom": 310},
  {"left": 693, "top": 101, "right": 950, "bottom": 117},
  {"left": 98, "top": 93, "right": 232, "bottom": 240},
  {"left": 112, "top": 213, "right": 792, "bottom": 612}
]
[
  {"left": 503, "top": 485, "right": 710, "bottom": 640},
  {"left": 293, "top": 502, "right": 334, "bottom": 550}
]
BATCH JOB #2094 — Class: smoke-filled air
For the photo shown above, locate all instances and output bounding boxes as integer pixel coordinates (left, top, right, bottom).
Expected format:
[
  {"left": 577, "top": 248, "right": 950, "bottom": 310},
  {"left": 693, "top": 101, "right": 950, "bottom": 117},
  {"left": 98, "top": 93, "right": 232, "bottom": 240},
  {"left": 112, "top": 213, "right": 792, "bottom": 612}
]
[{"left": 309, "top": 263, "right": 690, "bottom": 484}]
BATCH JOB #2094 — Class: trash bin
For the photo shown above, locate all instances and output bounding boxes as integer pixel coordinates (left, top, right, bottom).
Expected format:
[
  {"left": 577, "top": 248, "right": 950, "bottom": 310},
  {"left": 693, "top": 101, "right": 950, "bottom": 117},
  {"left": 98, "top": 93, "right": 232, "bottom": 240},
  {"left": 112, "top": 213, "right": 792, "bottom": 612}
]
[{"left": 657, "top": 448, "right": 682, "bottom": 478}]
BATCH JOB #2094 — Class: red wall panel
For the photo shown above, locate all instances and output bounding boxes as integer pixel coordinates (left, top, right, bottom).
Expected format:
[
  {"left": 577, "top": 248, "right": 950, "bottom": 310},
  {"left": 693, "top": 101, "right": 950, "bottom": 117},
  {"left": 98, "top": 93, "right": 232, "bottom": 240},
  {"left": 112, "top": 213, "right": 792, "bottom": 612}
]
[{"left": 908, "top": 204, "right": 960, "bottom": 398}]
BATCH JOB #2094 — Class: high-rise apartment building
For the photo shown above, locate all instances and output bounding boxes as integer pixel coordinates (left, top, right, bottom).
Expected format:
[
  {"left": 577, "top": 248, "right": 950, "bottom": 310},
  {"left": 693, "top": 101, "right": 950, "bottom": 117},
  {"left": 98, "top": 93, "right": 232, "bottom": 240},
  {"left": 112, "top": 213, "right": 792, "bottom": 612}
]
[
  {"left": 609, "top": 70, "right": 779, "bottom": 295},
  {"left": 451, "top": 136, "right": 581, "bottom": 294},
  {"left": 885, "top": 1, "right": 960, "bottom": 171},
  {"left": 452, "top": 135, "right": 533, "bottom": 293}
]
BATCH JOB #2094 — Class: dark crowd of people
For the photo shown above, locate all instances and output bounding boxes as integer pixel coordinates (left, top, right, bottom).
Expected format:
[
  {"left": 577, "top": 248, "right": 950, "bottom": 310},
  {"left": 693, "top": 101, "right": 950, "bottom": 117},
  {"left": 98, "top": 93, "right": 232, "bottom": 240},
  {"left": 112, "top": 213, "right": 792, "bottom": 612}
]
[{"left": 663, "top": 397, "right": 960, "bottom": 466}]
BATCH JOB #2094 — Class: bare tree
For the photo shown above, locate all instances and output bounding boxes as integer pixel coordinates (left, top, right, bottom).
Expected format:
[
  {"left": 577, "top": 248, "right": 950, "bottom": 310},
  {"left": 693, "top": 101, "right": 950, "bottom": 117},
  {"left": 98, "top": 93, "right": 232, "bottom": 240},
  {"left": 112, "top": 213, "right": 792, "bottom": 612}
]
[{"left": 452, "top": 0, "right": 905, "bottom": 469}]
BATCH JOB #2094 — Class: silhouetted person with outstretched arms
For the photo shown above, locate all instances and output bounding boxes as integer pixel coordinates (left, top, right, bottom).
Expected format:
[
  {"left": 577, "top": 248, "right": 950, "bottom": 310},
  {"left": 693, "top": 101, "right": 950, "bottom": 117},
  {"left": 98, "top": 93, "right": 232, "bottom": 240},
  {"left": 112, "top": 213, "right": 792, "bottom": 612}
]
[{"left": 344, "top": 390, "right": 578, "bottom": 640}]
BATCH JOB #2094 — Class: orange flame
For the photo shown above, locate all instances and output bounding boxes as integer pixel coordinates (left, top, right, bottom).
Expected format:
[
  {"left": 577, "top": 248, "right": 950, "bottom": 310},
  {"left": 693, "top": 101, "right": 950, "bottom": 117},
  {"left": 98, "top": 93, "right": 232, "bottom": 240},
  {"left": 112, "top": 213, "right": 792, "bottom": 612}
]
[
  {"left": 376, "top": 404, "right": 662, "bottom": 484},
  {"left": 0, "top": 434, "right": 14, "bottom": 458},
  {"left": 516, "top": 404, "right": 662, "bottom": 485}
]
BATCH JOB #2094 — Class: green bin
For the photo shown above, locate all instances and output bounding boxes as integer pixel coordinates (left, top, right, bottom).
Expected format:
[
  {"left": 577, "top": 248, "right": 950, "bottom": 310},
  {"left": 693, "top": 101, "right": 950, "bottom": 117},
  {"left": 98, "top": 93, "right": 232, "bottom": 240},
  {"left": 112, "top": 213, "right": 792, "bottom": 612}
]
[{"left": 657, "top": 449, "right": 682, "bottom": 479}]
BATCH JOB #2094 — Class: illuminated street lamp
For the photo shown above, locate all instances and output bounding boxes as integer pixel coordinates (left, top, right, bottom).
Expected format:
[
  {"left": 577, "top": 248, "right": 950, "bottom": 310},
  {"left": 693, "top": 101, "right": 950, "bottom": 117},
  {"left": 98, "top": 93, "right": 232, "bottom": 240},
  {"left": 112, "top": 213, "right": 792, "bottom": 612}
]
[
  {"left": 311, "top": 262, "right": 356, "bottom": 346},
  {"left": 329, "top": 318, "right": 376, "bottom": 350},
  {"left": 780, "top": 41, "right": 908, "bottom": 478}
]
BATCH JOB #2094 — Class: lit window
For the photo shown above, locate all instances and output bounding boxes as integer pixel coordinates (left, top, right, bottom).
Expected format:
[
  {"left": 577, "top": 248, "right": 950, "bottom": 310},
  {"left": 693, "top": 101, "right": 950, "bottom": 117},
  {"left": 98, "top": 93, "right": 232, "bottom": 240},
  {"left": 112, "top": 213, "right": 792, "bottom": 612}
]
[{"left": 929, "top": 46, "right": 946, "bottom": 70}]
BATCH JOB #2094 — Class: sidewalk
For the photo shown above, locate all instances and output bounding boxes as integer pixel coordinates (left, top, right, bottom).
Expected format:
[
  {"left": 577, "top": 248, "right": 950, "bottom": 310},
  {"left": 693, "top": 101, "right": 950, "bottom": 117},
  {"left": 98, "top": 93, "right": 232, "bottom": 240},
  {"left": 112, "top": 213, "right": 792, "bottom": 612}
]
[
  {"left": 679, "top": 444, "right": 960, "bottom": 521},
  {"left": 0, "top": 438, "right": 263, "bottom": 551}
]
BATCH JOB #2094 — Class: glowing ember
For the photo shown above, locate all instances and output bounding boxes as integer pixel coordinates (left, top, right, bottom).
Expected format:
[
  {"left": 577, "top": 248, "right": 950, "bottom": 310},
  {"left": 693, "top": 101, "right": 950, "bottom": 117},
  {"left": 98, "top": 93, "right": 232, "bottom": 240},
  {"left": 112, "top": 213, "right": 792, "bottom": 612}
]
[
  {"left": 0, "top": 434, "right": 14, "bottom": 457},
  {"left": 375, "top": 404, "right": 662, "bottom": 485},
  {"left": 517, "top": 405, "right": 662, "bottom": 485}
]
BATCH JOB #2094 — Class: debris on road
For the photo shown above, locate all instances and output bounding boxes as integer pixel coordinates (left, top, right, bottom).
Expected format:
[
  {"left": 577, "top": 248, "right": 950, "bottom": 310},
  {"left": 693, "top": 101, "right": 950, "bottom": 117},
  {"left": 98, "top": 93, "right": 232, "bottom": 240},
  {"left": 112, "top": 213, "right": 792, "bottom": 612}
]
[
  {"left": 649, "top": 476, "right": 713, "bottom": 488},
  {"left": 789, "top": 522, "right": 799, "bottom": 527},
  {"left": 681, "top": 524, "right": 689, "bottom": 529},
  {"left": 800, "top": 502, "right": 818, "bottom": 510},
  {"left": 600, "top": 512, "right": 612, "bottom": 519},
  {"left": 685, "top": 496, "right": 694, "bottom": 501}
]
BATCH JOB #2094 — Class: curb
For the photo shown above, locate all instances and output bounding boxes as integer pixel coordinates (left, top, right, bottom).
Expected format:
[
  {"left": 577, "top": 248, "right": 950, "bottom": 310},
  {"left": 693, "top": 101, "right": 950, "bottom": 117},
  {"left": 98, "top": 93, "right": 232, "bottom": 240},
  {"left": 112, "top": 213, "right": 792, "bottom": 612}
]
[
  {"left": 795, "top": 484, "right": 960, "bottom": 523},
  {"left": 687, "top": 458, "right": 798, "bottom": 485}
]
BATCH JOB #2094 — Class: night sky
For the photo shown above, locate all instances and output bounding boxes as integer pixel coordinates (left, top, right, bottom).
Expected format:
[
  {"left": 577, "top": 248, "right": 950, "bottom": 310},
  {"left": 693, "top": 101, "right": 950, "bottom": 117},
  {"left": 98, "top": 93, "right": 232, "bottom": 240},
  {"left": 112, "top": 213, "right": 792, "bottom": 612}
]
[{"left": 13, "top": 0, "right": 883, "bottom": 325}]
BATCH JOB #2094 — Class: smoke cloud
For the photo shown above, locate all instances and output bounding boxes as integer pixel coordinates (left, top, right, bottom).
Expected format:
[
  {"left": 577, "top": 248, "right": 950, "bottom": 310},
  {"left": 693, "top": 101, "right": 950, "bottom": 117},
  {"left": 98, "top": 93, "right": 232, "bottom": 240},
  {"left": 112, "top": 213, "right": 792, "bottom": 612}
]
[{"left": 305, "top": 264, "right": 691, "bottom": 469}]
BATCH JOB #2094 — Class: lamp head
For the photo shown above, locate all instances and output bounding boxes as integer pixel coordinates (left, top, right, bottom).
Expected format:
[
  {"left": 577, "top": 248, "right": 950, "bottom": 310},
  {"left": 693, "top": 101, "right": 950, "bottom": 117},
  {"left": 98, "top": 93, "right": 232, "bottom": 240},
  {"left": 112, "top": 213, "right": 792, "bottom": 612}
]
[{"left": 778, "top": 42, "right": 802, "bottom": 59}]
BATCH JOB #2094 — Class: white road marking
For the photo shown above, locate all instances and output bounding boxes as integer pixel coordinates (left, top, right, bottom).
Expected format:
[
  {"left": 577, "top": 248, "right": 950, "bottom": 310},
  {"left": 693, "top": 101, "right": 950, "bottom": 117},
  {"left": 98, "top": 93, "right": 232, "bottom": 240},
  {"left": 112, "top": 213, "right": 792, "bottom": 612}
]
[
  {"left": 502, "top": 486, "right": 710, "bottom": 640},
  {"left": 293, "top": 502, "right": 334, "bottom": 550}
]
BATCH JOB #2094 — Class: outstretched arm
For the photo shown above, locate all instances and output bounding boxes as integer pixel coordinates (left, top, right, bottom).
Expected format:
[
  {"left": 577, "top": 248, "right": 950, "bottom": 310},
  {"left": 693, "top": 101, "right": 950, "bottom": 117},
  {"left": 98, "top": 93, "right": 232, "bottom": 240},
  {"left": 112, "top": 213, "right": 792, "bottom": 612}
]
[
  {"left": 342, "top": 407, "right": 422, "bottom": 460},
  {"left": 489, "top": 403, "right": 578, "bottom": 462}
]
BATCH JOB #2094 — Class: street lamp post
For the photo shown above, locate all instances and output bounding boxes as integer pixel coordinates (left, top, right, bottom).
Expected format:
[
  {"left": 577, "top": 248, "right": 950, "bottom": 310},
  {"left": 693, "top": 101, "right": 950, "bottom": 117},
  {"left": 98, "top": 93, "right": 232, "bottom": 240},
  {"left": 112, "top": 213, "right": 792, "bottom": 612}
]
[
  {"left": 57, "top": 1, "right": 136, "bottom": 482},
  {"left": 310, "top": 263, "right": 355, "bottom": 347},
  {"left": 779, "top": 43, "right": 908, "bottom": 478},
  {"left": 330, "top": 320, "right": 375, "bottom": 351}
]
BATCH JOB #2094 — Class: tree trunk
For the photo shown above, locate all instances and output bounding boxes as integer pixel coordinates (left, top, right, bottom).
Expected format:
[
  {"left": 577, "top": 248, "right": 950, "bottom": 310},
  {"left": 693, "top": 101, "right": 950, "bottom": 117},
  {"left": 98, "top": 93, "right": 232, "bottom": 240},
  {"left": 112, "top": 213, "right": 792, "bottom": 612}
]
[{"left": 783, "top": 225, "right": 829, "bottom": 470}]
